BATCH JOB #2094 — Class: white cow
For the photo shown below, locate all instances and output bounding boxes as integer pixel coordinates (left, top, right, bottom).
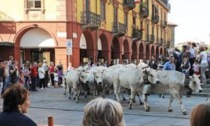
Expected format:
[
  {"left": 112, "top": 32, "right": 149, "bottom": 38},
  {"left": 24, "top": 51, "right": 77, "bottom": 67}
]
[
  {"left": 84, "top": 67, "right": 105, "bottom": 98},
  {"left": 113, "top": 66, "right": 159, "bottom": 109},
  {"left": 64, "top": 69, "right": 88, "bottom": 103},
  {"left": 142, "top": 70, "right": 202, "bottom": 115}
]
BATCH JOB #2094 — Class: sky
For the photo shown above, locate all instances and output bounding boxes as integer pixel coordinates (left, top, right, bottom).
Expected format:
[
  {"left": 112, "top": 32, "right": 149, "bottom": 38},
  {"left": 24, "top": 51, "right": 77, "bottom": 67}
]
[{"left": 168, "top": 0, "right": 210, "bottom": 45}]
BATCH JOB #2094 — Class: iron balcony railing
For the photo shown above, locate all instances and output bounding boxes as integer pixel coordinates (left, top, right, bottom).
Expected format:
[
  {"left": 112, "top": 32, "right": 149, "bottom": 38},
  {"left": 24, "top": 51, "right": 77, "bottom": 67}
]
[
  {"left": 123, "top": 0, "right": 135, "bottom": 10},
  {"left": 160, "top": 0, "right": 171, "bottom": 10},
  {"left": 167, "top": 41, "right": 170, "bottom": 48},
  {"left": 132, "top": 26, "right": 143, "bottom": 40},
  {"left": 161, "top": 20, "right": 167, "bottom": 28},
  {"left": 112, "top": 22, "right": 127, "bottom": 36},
  {"left": 146, "top": 34, "right": 155, "bottom": 42},
  {"left": 140, "top": 6, "right": 149, "bottom": 18},
  {"left": 156, "top": 37, "right": 160, "bottom": 42},
  {"left": 152, "top": 15, "right": 159, "bottom": 24},
  {"left": 160, "top": 38, "right": 163, "bottom": 45},
  {"left": 81, "top": 11, "right": 101, "bottom": 29}
]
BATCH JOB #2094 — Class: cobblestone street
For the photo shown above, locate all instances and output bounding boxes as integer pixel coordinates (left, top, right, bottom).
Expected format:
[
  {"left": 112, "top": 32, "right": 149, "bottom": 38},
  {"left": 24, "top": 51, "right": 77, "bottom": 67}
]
[{"left": 5, "top": 86, "right": 207, "bottom": 126}]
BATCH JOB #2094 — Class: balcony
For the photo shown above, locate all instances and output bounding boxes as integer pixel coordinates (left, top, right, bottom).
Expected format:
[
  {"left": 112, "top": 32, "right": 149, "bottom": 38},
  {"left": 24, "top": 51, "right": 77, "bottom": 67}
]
[
  {"left": 161, "top": 20, "right": 167, "bottom": 28},
  {"left": 81, "top": 11, "right": 101, "bottom": 30},
  {"left": 132, "top": 26, "right": 143, "bottom": 41},
  {"left": 152, "top": 14, "right": 159, "bottom": 24},
  {"left": 123, "top": 0, "right": 135, "bottom": 10},
  {"left": 146, "top": 34, "right": 155, "bottom": 43},
  {"left": 167, "top": 41, "right": 170, "bottom": 48},
  {"left": 140, "top": 3, "right": 149, "bottom": 18},
  {"left": 112, "top": 22, "right": 127, "bottom": 37},
  {"left": 160, "top": 38, "right": 163, "bottom": 45},
  {"left": 161, "top": 0, "right": 171, "bottom": 10}
]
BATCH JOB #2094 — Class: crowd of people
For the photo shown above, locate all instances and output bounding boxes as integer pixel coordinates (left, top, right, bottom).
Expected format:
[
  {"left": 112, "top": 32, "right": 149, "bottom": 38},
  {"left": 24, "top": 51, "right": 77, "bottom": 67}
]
[
  {"left": 147, "top": 42, "right": 210, "bottom": 86},
  {"left": 1, "top": 41, "right": 210, "bottom": 125},
  {"left": 0, "top": 55, "right": 66, "bottom": 96}
]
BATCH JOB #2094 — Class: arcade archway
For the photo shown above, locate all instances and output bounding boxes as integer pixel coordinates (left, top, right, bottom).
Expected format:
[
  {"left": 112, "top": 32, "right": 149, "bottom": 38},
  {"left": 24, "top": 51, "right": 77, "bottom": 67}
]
[{"left": 111, "top": 37, "right": 120, "bottom": 64}]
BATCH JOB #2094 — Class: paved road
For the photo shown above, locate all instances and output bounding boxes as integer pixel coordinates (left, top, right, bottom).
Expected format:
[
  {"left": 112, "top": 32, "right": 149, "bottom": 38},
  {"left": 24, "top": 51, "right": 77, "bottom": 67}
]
[{"left": 1, "top": 86, "right": 209, "bottom": 126}]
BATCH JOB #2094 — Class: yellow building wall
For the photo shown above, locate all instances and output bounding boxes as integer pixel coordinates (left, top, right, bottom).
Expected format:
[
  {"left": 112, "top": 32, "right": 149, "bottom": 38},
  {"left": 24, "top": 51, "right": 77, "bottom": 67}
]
[
  {"left": 104, "top": 3, "right": 114, "bottom": 31},
  {"left": 75, "top": 0, "right": 169, "bottom": 40},
  {"left": 76, "top": 0, "right": 83, "bottom": 23},
  {"left": 44, "top": 0, "right": 58, "bottom": 20},
  {"left": 0, "top": 0, "right": 63, "bottom": 21},
  {"left": 0, "top": 0, "right": 25, "bottom": 21}
]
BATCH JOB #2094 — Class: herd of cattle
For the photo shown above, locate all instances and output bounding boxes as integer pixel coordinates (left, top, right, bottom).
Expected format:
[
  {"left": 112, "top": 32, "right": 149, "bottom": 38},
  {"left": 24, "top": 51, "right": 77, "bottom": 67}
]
[{"left": 63, "top": 63, "right": 203, "bottom": 115}]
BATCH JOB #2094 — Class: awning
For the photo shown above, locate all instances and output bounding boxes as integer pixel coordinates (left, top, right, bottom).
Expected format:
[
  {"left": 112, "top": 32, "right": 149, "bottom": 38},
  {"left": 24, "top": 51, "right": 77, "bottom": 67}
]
[{"left": 0, "top": 42, "right": 14, "bottom": 47}]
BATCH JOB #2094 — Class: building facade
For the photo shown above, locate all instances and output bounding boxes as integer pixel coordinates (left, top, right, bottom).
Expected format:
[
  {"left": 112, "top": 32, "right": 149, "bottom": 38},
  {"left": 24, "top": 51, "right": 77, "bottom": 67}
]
[
  {"left": 167, "top": 22, "right": 177, "bottom": 48},
  {"left": 0, "top": 0, "right": 171, "bottom": 69}
]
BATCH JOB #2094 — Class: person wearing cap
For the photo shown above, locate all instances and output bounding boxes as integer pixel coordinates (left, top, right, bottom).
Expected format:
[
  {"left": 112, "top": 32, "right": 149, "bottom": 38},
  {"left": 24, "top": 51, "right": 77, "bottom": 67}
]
[{"left": 163, "top": 54, "right": 176, "bottom": 70}]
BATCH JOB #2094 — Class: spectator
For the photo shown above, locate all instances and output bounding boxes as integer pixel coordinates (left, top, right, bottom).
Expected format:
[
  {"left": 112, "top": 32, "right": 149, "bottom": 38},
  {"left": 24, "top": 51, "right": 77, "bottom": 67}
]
[
  {"left": 22, "top": 64, "right": 30, "bottom": 90},
  {"left": 192, "top": 60, "right": 200, "bottom": 75},
  {"left": 38, "top": 63, "right": 45, "bottom": 89},
  {"left": 157, "top": 55, "right": 167, "bottom": 70},
  {"left": 191, "top": 103, "right": 210, "bottom": 126},
  {"left": 67, "top": 62, "right": 74, "bottom": 70},
  {"left": 56, "top": 61, "right": 63, "bottom": 86},
  {"left": 49, "top": 62, "right": 55, "bottom": 86},
  {"left": 54, "top": 68, "right": 58, "bottom": 88},
  {"left": 42, "top": 60, "right": 49, "bottom": 88},
  {"left": 207, "top": 47, "right": 210, "bottom": 80},
  {"left": 0, "top": 84, "right": 37, "bottom": 126},
  {"left": 82, "top": 97, "right": 125, "bottom": 126},
  {"left": 8, "top": 61, "right": 18, "bottom": 85},
  {"left": 30, "top": 62, "right": 38, "bottom": 91},
  {"left": 19, "top": 72, "right": 25, "bottom": 87},
  {"left": 0, "top": 58, "right": 5, "bottom": 95},
  {"left": 2, "top": 61, "right": 9, "bottom": 94},
  {"left": 188, "top": 42, "right": 196, "bottom": 76},
  {"left": 8, "top": 55, "right": 14, "bottom": 67},
  {"left": 163, "top": 54, "right": 176, "bottom": 70},
  {"left": 180, "top": 56, "right": 191, "bottom": 77},
  {"left": 199, "top": 46, "right": 208, "bottom": 84},
  {"left": 149, "top": 55, "right": 158, "bottom": 70}
]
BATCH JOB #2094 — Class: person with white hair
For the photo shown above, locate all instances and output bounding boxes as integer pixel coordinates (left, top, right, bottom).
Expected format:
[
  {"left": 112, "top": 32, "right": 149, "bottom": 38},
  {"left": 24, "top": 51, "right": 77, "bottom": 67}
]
[{"left": 82, "top": 97, "right": 125, "bottom": 126}]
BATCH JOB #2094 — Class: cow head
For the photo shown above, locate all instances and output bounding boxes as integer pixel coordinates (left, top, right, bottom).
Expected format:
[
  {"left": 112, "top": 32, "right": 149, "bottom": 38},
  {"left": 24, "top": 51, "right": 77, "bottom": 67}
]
[
  {"left": 188, "top": 74, "right": 203, "bottom": 93},
  {"left": 78, "top": 70, "right": 88, "bottom": 84},
  {"left": 143, "top": 68, "right": 159, "bottom": 84},
  {"left": 93, "top": 71, "right": 103, "bottom": 87}
]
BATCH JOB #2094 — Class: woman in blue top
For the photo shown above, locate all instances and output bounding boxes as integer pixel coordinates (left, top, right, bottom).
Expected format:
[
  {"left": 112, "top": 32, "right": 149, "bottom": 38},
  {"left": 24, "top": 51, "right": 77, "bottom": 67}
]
[
  {"left": 163, "top": 54, "right": 176, "bottom": 70},
  {"left": 0, "top": 84, "right": 37, "bottom": 126}
]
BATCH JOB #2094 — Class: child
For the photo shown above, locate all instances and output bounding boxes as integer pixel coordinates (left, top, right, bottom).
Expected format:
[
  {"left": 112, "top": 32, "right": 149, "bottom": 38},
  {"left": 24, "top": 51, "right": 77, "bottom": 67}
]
[
  {"left": 19, "top": 72, "right": 25, "bottom": 87},
  {"left": 54, "top": 68, "right": 58, "bottom": 88},
  {"left": 181, "top": 56, "right": 191, "bottom": 77},
  {"left": 193, "top": 60, "right": 200, "bottom": 75},
  {"left": 22, "top": 64, "right": 31, "bottom": 90}
]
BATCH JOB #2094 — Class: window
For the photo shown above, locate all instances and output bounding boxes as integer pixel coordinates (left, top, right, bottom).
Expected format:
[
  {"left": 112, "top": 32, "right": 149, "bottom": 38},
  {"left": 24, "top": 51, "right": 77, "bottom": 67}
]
[
  {"left": 114, "top": 7, "right": 117, "bottom": 22},
  {"left": 100, "top": 0, "right": 105, "bottom": 20},
  {"left": 27, "top": 0, "right": 41, "bottom": 8},
  {"left": 124, "top": 12, "right": 128, "bottom": 27},
  {"left": 133, "top": 16, "right": 136, "bottom": 25},
  {"left": 85, "top": 0, "right": 90, "bottom": 11}
]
